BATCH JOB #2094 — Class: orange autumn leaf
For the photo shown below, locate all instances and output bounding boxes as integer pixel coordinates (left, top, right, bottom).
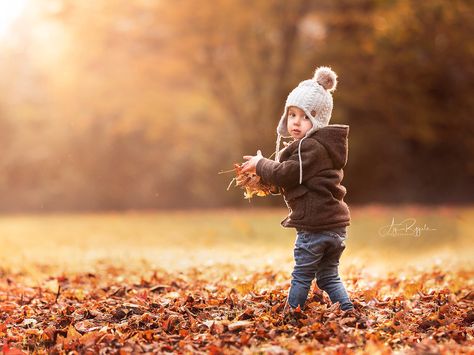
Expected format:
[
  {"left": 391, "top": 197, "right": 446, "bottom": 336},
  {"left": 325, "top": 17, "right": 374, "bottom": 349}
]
[{"left": 223, "top": 163, "right": 276, "bottom": 199}]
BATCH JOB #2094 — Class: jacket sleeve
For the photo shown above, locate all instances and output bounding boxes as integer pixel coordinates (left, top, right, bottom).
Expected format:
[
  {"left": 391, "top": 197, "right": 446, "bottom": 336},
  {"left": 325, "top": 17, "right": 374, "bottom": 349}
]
[{"left": 256, "top": 139, "right": 324, "bottom": 189}]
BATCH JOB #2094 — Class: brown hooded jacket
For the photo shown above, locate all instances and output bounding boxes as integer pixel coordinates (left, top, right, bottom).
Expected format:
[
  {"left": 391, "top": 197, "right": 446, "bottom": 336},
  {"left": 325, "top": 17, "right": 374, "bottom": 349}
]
[{"left": 256, "top": 124, "right": 351, "bottom": 232}]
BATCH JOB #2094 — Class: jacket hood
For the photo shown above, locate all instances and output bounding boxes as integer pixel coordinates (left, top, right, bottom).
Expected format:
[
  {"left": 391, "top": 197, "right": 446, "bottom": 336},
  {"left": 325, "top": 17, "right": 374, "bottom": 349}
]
[{"left": 310, "top": 124, "right": 349, "bottom": 169}]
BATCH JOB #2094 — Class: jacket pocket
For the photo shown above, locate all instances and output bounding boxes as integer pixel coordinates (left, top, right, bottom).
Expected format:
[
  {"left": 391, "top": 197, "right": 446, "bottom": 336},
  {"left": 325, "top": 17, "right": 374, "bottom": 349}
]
[
  {"left": 285, "top": 189, "right": 309, "bottom": 221},
  {"left": 283, "top": 184, "right": 308, "bottom": 200}
]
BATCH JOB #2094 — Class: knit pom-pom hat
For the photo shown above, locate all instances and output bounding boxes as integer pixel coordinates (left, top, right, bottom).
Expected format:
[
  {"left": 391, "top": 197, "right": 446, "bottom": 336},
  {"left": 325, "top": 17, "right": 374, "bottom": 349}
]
[{"left": 275, "top": 66, "right": 338, "bottom": 183}]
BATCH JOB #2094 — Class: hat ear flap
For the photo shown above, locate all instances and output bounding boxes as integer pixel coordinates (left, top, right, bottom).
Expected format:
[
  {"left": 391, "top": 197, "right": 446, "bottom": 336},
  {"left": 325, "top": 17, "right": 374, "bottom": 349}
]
[{"left": 276, "top": 107, "right": 290, "bottom": 137}]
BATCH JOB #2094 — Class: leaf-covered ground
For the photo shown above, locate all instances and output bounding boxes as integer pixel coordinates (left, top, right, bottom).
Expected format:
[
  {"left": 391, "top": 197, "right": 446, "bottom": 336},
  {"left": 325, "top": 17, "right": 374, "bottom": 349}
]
[
  {"left": 1, "top": 208, "right": 473, "bottom": 353},
  {"left": 1, "top": 264, "right": 473, "bottom": 354}
]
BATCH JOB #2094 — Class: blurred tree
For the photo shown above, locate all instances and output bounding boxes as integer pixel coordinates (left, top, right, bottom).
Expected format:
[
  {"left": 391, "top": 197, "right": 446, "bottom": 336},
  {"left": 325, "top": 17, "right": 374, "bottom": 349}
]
[
  {"left": 159, "top": 0, "right": 316, "bottom": 158},
  {"left": 316, "top": 0, "right": 474, "bottom": 202},
  {"left": 369, "top": 0, "right": 474, "bottom": 202},
  {"left": 0, "top": 0, "right": 472, "bottom": 211}
]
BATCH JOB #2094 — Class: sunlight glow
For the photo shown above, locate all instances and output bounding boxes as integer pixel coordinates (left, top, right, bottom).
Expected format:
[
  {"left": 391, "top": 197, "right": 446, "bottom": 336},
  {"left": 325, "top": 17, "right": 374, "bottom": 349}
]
[{"left": 0, "top": 0, "right": 29, "bottom": 35}]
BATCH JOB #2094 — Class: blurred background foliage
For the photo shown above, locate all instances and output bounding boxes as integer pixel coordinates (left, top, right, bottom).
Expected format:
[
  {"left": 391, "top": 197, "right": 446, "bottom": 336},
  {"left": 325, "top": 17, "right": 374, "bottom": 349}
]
[{"left": 0, "top": 0, "right": 473, "bottom": 212}]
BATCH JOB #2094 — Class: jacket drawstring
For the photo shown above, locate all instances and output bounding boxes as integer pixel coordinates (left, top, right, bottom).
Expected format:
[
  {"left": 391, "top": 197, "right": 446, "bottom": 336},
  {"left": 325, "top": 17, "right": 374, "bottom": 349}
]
[
  {"left": 297, "top": 136, "right": 307, "bottom": 184},
  {"left": 275, "top": 134, "right": 282, "bottom": 162}
]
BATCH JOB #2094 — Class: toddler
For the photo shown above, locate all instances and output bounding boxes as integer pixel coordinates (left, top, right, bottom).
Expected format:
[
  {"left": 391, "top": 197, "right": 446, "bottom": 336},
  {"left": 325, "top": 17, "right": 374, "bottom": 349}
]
[{"left": 241, "top": 66, "right": 354, "bottom": 312}]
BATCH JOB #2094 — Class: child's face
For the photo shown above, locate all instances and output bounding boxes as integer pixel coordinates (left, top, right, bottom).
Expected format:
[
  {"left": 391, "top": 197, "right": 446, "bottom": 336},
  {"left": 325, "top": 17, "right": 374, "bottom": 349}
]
[{"left": 287, "top": 106, "right": 313, "bottom": 140}]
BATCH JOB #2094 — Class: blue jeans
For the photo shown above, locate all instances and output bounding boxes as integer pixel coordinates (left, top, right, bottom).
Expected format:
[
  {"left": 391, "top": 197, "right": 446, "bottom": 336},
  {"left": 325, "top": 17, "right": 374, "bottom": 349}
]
[{"left": 288, "top": 227, "right": 354, "bottom": 311}]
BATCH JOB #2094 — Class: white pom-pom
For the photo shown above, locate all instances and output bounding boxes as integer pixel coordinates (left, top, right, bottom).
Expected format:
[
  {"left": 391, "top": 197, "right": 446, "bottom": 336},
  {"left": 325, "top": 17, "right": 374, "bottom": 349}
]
[{"left": 314, "top": 66, "right": 337, "bottom": 92}]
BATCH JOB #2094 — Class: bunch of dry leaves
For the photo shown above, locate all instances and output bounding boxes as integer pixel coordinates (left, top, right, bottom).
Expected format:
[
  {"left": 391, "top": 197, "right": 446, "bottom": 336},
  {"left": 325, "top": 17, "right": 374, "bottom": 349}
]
[{"left": 222, "top": 163, "right": 277, "bottom": 200}]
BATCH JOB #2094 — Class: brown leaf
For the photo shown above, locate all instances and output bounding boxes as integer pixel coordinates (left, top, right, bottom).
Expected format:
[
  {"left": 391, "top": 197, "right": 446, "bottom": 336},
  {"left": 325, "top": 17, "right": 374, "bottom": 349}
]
[{"left": 228, "top": 320, "right": 253, "bottom": 331}]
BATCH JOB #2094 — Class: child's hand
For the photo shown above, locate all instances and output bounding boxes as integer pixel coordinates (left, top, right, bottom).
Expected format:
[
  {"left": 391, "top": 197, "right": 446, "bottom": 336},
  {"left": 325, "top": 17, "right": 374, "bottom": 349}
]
[{"left": 241, "top": 150, "right": 263, "bottom": 174}]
